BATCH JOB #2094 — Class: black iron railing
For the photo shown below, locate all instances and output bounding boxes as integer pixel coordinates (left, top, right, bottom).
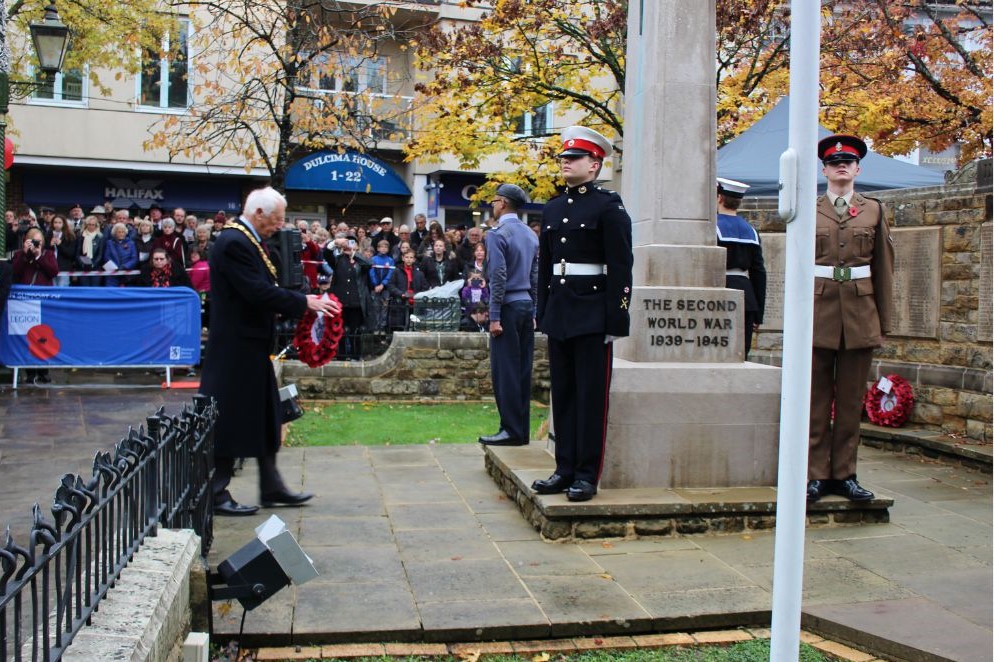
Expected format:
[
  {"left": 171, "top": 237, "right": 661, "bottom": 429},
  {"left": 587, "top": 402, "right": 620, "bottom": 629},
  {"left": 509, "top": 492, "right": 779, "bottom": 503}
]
[{"left": 0, "top": 395, "right": 216, "bottom": 662}]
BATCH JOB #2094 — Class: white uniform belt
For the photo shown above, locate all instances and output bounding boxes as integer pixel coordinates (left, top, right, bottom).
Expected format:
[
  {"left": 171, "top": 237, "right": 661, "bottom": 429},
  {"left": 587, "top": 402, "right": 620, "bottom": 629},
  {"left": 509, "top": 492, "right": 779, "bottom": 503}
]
[
  {"left": 814, "top": 264, "right": 871, "bottom": 282},
  {"left": 555, "top": 261, "right": 608, "bottom": 277},
  {"left": 726, "top": 268, "right": 749, "bottom": 277}
]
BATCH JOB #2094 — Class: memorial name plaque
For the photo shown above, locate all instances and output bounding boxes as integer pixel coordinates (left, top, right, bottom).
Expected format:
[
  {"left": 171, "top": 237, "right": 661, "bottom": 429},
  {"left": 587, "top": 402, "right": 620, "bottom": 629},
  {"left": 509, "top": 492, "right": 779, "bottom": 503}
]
[
  {"left": 890, "top": 227, "right": 941, "bottom": 338},
  {"left": 760, "top": 233, "right": 786, "bottom": 330},
  {"left": 980, "top": 223, "right": 992, "bottom": 343},
  {"left": 616, "top": 286, "right": 744, "bottom": 363}
]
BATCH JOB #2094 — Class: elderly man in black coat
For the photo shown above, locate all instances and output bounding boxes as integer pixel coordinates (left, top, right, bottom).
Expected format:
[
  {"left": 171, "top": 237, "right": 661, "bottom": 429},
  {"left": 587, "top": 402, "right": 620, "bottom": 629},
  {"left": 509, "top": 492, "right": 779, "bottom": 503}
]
[{"left": 200, "top": 186, "right": 340, "bottom": 516}]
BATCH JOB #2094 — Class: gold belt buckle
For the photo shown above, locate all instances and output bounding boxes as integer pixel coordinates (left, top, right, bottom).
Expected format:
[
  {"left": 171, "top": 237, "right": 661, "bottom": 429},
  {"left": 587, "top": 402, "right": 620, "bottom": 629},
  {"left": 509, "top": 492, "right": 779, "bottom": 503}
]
[{"left": 833, "top": 266, "right": 851, "bottom": 282}]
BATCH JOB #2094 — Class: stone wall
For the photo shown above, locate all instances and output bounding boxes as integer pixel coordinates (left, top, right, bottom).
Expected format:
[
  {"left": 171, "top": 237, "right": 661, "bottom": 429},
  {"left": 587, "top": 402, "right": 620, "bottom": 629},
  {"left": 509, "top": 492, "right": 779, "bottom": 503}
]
[
  {"left": 283, "top": 332, "right": 551, "bottom": 402},
  {"left": 740, "top": 171, "right": 993, "bottom": 441}
]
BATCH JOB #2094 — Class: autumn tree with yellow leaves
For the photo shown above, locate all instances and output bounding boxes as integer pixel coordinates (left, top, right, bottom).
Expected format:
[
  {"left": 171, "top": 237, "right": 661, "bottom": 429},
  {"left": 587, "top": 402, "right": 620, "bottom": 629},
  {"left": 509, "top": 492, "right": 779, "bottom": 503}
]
[
  {"left": 144, "top": 0, "right": 431, "bottom": 190},
  {"left": 1, "top": 0, "right": 177, "bottom": 96},
  {"left": 409, "top": 0, "right": 990, "bottom": 200}
]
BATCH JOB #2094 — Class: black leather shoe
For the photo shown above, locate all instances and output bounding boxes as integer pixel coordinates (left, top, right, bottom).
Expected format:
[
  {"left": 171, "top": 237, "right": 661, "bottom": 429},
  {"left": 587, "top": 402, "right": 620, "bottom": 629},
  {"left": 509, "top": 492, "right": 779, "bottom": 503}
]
[
  {"left": 478, "top": 430, "right": 527, "bottom": 446},
  {"left": 261, "top": 490, "right": 314, "bottom": 507},
  {"left": 566, "top": 480, "right": 597, "bottom": 502},
  {"left": 834, "top": 476, "right": 874, "bottom": 501},
  {"left": 806, "top": 480, "right": 830, "bottom": 503},
  {"left": 532, "top": 473, "right": 573, "bottom": 494},
  {"left": 215, "top": 499, "right": 259, "bottom": 516}
]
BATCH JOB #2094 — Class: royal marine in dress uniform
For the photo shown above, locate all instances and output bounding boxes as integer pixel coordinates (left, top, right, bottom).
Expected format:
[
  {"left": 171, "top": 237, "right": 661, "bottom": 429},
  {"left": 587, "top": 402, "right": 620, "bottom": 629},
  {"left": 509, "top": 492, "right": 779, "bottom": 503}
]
[
  {"left": 716, "top": 177, "right": 767, "bottom": 359},
  {"left": 807, "top": 135, "right": 894, "bottom": 503},
  {"left": 533, "top": 126, "right": 634, "bottom": 502}
]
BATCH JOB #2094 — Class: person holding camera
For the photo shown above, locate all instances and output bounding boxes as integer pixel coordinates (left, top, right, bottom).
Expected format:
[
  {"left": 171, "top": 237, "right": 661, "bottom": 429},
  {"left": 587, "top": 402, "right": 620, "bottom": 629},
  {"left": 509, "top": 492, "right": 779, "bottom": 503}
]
[
  {"left": 12, "top": 227, "right": 58, "bottom": 384},
  {"left": 13, "top": 228, "right": 59, "bottom": 286}
]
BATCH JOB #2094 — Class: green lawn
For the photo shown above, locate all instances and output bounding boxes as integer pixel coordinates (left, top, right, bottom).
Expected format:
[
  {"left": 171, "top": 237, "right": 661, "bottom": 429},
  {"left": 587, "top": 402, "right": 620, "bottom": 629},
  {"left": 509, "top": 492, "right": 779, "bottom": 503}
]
[{"left": 286, "top": 401, "right": 549, "bottom": 446}]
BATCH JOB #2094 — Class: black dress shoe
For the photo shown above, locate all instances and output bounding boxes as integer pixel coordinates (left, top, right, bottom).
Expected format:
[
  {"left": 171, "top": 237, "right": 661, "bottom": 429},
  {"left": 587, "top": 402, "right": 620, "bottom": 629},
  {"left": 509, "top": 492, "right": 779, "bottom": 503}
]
[
  {"left": 478, "top": 430, "right": 527, "bottom": 446},
  {"left": 531, "top": 473, "right": 573, "bottom": 494},
  {"left": 834, "top": 476, "right": 874, "bottom": 501},
  {"left": 566, "top": 479, "right": 597, "bottom": 502},
  {"left": 260, "top": 490, "right": 314, "bottom": 507},
  {"left": 806, "top": 479, "right": 830, "bottom": 503},
  {"left": 215, "top": 499, "right": 259, "bottom": 517}
]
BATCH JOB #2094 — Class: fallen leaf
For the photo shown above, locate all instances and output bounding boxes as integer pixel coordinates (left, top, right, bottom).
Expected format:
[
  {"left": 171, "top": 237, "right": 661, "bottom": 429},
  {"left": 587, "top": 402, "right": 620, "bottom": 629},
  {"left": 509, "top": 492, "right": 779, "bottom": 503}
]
[
  {"left": 741, "top": 534, "right": 752, "bottom": 541},
  {"left": 532, "top": 653, "right": 551, "bottom": 662},
  {"left": 458, "top": 652, "right": 481, "bottom": 662},
  {"left": 598, "top": 573, "right": 613, "bottom": 580},
  {"left": 600, "top": 541, "right": 614, "bottom": 548},
  {"left": 217, "top": 601, "right": 234, "bottom": 617},
  {"left": 451, "top": 555, "right": 463, "bottom": 561}
]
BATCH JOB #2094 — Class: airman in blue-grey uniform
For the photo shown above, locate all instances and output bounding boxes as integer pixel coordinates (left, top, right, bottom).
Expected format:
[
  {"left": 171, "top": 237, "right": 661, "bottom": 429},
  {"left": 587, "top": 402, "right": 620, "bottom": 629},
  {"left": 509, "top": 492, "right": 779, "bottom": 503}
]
[
  {"left": 478, "top": 183, "right": 539, "bottom": 447},
  {"left": 532, "top": 126, "right": 633, "bottom": 502}
]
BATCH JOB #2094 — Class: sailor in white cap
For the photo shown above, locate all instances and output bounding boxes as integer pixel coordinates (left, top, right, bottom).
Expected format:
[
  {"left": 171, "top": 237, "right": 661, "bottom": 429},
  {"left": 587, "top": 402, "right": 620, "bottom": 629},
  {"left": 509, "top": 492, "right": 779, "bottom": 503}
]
[
  {"left": 716, "top": 177, "right": 766, "bottom": 359},
  {"left": 533, "top": 126, "right": 633, "bottom": 502}
]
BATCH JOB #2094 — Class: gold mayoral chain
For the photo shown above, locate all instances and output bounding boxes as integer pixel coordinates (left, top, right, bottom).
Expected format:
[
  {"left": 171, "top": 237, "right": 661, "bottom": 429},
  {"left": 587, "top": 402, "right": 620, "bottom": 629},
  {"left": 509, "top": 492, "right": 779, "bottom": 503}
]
[{"left": 224, "top": 222, "right": 278, "bottom": 282}]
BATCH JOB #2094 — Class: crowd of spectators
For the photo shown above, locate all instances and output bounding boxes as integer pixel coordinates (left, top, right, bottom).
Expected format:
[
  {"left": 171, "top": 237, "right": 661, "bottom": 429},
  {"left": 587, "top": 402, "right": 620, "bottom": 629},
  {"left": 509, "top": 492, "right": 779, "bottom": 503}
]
[{"left": 4, "top": 203, "right": 541, "bottom": 364}]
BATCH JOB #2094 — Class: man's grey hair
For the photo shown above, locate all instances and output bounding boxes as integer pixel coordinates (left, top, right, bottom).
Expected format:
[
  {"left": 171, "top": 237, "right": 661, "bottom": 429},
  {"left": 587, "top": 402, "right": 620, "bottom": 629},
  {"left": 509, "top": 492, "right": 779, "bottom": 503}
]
[{"left": 244, "top": 186, "right": 287, "bottom": 216}]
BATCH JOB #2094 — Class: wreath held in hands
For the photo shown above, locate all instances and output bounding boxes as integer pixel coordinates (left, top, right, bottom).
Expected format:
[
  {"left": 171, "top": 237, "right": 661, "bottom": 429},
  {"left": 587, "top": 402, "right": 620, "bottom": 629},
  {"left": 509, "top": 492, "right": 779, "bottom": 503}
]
[{"left": 293, "top": 294, "right": 345, "bottom": 368}]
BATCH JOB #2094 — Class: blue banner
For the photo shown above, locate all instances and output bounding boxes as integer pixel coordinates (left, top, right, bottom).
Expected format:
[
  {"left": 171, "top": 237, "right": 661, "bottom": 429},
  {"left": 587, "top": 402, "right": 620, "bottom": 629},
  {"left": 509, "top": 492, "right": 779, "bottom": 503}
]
[
  {"left": 1, "top": 286, "right": 201, "bottom": 367},
  {"left": 285, "top": 150, "right": 411, "bottom": 196}
]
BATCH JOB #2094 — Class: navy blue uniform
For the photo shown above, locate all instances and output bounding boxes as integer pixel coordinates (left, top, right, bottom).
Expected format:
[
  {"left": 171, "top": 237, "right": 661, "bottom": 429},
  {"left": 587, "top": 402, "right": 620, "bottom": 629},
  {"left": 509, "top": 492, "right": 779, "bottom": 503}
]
[
  {"left": 717, "top": 213, "right": 766, "bottom": 358},
  {"left": 537, "top": 183, "right": 633, "bottom": 484},
  {"left": 485, "top": 213, "right": 539, "bottom": 441}
]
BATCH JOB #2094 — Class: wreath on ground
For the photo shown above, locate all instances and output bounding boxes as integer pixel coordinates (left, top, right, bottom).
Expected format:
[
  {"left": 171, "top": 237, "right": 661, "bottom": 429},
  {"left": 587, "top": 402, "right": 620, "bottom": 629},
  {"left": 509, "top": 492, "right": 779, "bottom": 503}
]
[
  {"left": 293, "top": 294, "right": 345, "bottom": 368},
  {"left": 864, "top": 374, "right": 914, "bottom": 427}
]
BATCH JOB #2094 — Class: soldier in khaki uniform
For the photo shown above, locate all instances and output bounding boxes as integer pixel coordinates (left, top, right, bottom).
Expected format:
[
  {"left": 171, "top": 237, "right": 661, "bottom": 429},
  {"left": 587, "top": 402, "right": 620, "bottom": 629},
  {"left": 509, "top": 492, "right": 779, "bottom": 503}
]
[{"left": 807, "top": 134, "right": 894, "bottom": 503}]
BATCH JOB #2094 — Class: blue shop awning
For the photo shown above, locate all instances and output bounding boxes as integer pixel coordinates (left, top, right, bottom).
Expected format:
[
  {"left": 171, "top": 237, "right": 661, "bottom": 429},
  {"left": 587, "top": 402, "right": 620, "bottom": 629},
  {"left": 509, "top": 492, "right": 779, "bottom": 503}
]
[{"left": 285, "top": 150, "right": 411, "bottom": 196}]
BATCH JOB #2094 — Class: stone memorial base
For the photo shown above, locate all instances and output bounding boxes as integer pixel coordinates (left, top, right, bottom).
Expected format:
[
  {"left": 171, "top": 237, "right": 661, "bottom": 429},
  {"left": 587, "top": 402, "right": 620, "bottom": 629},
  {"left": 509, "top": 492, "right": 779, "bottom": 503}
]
[
  {"left": 600, "top": 360, "right": 782, "bottom": 489},
  {"left": 484, "top": 445, "right": 893, "bottom": 543}
]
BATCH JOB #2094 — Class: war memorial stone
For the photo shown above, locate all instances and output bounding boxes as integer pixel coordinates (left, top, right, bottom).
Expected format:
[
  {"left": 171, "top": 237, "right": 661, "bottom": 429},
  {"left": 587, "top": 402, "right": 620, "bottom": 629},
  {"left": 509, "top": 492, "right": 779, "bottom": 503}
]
[
  {"left": 596, "top": 0, "right": 781, "bottom": 490},
  {"left": 760, "top": 228, "right": 943, "bottom": 339},
  {"left": 979, "top": 223, "right": 992, "bottom": 343},
  {"left": 890, "top": 227, "right": 941, "bottom": 338}
]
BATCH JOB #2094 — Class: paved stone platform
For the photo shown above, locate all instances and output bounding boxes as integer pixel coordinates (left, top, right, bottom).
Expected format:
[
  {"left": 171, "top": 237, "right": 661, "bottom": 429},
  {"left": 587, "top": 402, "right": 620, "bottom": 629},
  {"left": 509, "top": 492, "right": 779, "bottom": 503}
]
[
  {"left": 0, "top": 385, "right": 990, "bottom": 661},
  {"left": 484, "top": 445, "right": 893, "bottom": 541}
]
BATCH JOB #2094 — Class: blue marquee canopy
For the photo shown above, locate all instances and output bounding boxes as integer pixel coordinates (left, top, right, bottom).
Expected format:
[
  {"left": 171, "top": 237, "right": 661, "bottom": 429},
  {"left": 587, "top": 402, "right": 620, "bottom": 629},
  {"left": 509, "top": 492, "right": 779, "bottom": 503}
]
[
  {"left": 285, "top": 150, "right": 411, "bottom": 196},
  {"left": 717, "top": 97, "right": 946, "bottom": 196}
]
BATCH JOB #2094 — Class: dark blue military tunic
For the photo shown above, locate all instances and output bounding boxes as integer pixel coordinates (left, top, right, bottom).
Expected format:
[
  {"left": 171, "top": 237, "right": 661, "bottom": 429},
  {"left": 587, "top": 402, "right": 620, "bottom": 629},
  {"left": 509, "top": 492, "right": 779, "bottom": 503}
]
[{"left": 536, "top": 183, "right": 633, "bottom": 484}]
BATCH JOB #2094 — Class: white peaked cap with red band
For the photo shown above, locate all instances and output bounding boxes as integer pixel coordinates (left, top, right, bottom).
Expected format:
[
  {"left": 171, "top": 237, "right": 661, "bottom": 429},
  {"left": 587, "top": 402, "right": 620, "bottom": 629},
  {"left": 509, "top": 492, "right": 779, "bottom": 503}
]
[{"left": 557, "top": 126, "right": 613, "bottom": 159}]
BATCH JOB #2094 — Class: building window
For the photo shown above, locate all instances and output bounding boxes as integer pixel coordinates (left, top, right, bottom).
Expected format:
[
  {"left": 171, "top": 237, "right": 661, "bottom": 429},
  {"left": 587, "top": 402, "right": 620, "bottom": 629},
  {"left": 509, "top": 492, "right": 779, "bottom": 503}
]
[
  {"left": 515, "top": 103, "right": 552, "bottom": 137},
  {"left": 30, "top": 68, "right": 86, "bottom": 106},
  {"left": 301, "top": 54, "right": 388, "bottom": 95},
  {"left": 138, "top": 19, "right": 190, "bottom": 110}
]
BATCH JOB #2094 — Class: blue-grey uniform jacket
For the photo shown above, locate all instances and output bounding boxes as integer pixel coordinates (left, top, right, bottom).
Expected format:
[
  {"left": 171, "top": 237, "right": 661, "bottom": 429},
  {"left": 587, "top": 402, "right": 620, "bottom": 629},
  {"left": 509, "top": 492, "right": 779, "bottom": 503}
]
[
  {"left": 484, "top": 213, "right": 539, "bottom": 322},
  {"left": 537, "top": 183, "right": 633, "bottom": 340}
]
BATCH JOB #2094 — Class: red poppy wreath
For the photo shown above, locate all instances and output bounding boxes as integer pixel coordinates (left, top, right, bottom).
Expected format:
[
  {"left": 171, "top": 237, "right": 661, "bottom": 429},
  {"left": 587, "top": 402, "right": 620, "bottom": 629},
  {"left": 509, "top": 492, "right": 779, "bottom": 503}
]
[
  {"left": 293, "top": 294, "right": 345, "bottom": 368},
  {"left": 864, "top": 374, "right": 915, "bottom": 427}
]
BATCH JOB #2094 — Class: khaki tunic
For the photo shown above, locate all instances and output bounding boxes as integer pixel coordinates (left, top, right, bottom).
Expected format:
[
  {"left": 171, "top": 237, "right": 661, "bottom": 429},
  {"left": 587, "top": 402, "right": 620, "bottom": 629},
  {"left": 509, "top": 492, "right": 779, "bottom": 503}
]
[
  {"left": 812, "top": 193, "right": 894, "bottom": 349},
  {"left": 808, "top": 192, "right": 895, "bottom": 480}
]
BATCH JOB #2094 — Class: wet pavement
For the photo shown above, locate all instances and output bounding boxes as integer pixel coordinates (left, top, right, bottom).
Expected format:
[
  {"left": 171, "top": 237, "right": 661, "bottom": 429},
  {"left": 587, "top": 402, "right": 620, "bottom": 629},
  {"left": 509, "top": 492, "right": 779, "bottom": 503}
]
[{"left": 1, "top": 382, "right": 991, "bottom": 661}]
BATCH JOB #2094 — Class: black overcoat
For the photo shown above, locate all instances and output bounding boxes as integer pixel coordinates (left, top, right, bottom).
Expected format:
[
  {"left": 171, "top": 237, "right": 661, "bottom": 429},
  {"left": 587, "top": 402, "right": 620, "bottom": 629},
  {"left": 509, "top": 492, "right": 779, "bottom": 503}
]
[{"left": 199, "top": 220, "right": 307, "bottom": 458}]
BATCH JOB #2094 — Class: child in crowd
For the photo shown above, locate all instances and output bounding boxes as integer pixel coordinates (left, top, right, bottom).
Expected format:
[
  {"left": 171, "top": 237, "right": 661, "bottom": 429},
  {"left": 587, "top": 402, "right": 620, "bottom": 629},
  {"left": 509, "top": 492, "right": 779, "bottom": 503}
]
[
  {"left": 460, "top": 269, "right": 489, "bottom": 313},
  {"left": 369, "top": 239, "right": 395, "bottom": 331}
]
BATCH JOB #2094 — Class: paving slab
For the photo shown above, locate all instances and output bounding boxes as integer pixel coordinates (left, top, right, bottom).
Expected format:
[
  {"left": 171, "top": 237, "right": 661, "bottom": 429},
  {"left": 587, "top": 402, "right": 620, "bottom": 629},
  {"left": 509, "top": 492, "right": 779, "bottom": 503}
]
[{"left": 1, "top": 386, "right": 990, "bottom": 660}]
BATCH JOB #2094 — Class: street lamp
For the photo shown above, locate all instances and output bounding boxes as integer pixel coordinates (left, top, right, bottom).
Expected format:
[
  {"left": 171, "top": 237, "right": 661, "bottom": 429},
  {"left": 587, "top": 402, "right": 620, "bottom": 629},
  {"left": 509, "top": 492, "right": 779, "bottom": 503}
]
[
  {"left": 0, "top": 1, "right": 70, "bottom": 258},
  {"left": 30, "top": 3, "right": 71, "bottom": 74}
]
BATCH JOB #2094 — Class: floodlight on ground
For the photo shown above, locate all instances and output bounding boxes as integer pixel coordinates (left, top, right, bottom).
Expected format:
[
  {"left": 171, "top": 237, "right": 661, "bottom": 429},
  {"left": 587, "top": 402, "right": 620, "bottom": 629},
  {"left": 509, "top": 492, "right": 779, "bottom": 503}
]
[{"left": 209, "top": 515, "right": 318, "bottom": 610}]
